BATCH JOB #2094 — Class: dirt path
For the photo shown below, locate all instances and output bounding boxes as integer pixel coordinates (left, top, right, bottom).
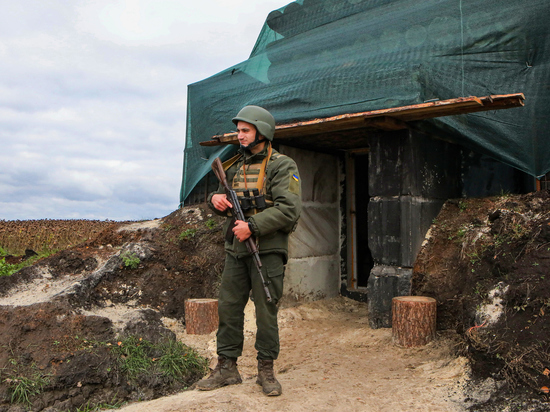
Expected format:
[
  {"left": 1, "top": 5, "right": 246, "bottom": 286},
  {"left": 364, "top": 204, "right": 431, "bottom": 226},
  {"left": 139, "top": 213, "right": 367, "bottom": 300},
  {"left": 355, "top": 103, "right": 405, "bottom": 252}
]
[{"left": 119, "top": 297, "right": 470, "bottom": 412}]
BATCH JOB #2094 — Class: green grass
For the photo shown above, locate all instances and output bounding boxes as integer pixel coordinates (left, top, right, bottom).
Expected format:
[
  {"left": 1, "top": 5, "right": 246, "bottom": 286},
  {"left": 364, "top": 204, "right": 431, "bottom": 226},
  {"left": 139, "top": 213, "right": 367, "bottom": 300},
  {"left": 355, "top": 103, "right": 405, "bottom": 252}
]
[
  {"left": 179, "top": 229, "right": 197, "bottom": 241},
  {"left": 0, "top": 257, "right": 14, "bottom": 276},
  {"left": 69, "top": 398, "right": 126, "bottom": 412},
  {"left": 205, "top": 219, "right": 217, "bottom": 229},
  {"left": 114, "top": 336, "right": 152, "bottom": 379},
  {"left": 0, "top": 252, "right": 54, "bottom": 277},
  {"left": 113, "top": 336, "right": 208, "bottom": 385},
  {"left": 2, "top": 366, "right": 50, "bottom": 405},
  {"left": 157, "top": 338, "right": 207, "bottom": 380}
]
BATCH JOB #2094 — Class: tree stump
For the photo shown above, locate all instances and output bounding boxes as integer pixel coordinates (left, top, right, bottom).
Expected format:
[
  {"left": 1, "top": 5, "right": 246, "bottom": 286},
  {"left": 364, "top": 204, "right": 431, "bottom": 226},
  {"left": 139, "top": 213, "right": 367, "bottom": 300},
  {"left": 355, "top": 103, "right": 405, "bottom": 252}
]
[
  {"left": 392, "top": 296, "right": 436, "bottom": 347},
  {"left": 184, "top": 299, "right": 219, "bottom": 335}
]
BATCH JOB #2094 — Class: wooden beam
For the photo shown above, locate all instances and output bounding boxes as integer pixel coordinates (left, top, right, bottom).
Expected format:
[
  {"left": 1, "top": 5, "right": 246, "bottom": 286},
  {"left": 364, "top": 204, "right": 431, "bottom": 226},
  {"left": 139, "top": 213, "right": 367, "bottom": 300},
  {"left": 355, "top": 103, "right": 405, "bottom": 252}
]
[
  {"left": 199, "top": 93, "right": 525, "bottom": 147},
  {"left": 200, "top": 139, "right": 222, "bottom": 147},
  {"left": 363, "top": 116, "right": 408, "bottom": 131}
]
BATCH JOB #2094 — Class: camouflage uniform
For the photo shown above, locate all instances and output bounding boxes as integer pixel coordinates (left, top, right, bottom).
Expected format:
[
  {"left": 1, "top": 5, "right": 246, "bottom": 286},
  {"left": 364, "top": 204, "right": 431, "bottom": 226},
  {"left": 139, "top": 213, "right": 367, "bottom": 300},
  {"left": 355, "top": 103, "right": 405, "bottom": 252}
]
[{"left": 208, "top": 143, "right": 302, "bottom": 360}]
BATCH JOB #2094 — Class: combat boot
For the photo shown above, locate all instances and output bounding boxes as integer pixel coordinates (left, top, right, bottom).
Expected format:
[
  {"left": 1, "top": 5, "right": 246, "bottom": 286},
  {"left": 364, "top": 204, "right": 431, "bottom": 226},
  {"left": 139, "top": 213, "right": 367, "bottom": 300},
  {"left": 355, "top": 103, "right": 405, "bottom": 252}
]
[
  {"left": 195, "top": 356, "right": 242, "bottom": 391},
  {"left": 256, "top": 359, "right": 282, "bottom": 396}
]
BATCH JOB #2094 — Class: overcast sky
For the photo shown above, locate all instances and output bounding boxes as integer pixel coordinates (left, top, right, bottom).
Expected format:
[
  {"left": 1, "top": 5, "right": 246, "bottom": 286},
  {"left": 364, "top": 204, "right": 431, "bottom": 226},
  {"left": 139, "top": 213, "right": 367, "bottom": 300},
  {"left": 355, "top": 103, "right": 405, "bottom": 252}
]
[{"left": 0, "top": 0, "right": 284, "bottom": 221}]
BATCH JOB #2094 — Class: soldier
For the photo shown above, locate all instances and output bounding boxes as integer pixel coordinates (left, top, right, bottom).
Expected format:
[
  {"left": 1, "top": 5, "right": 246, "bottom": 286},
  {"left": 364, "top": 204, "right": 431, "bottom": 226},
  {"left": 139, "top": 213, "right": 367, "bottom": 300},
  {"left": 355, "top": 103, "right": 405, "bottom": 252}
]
[{"left": 196, "top": 105, "right": 302, "bottom": 396}]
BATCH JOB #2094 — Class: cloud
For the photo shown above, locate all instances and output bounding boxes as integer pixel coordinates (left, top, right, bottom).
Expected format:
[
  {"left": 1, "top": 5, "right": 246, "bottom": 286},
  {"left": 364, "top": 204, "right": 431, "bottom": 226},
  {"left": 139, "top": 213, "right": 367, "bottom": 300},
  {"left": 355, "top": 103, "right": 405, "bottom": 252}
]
[{"left": 0, "top": 0, "right": 284, "bottom": 221}]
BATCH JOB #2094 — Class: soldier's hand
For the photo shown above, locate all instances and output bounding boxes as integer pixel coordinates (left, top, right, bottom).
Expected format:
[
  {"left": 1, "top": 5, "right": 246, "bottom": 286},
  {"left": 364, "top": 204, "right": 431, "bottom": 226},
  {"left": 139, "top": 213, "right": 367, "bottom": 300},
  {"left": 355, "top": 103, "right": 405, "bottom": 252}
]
[
  {"left": 232, "top": 220, "right": 251, "bottom": 242},
  {"left": 212, "top": 194, "right": 232, "bottom": 212}
]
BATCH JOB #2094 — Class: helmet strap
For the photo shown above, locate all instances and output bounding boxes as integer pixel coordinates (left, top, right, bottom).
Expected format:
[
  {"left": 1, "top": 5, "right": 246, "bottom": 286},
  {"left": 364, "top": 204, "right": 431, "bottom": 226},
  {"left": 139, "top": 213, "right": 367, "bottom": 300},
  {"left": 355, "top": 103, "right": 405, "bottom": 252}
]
[{"left": 241, "top": 129, "right": 264, "bottom": 152}]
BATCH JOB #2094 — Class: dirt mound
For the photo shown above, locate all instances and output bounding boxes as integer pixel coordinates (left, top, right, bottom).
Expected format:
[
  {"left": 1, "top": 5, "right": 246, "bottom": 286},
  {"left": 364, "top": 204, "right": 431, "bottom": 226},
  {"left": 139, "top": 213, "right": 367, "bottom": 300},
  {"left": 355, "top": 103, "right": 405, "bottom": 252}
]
[
  {"left": 414, "top": 190, "right": 550, "bottom": 406},
  {"left": 0, "top": 206, "right": 226, "bottom": 411}
]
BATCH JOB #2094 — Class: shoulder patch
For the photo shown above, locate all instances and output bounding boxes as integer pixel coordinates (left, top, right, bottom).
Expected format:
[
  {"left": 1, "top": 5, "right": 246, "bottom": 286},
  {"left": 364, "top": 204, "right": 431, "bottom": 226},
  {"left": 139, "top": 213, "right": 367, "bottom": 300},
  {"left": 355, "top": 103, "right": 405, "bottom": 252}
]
[{"left": 289, "top": 172, "right": 300, "bottom": 195}]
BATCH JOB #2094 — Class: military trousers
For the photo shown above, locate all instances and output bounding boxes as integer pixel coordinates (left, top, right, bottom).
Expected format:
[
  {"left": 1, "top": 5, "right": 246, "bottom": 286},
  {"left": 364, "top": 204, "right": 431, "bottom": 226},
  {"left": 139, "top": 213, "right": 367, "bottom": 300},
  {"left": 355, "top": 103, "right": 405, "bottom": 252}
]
[{"left": 216, "top": 252, "right": 285, "bottom": 361}]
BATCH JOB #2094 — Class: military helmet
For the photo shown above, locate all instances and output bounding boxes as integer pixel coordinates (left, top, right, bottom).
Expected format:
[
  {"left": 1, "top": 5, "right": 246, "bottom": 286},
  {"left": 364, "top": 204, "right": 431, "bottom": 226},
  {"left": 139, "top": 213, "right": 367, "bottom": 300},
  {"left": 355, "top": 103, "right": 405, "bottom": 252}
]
[{"left": 232, "top": 105, "right": 275, "bottom": 141}]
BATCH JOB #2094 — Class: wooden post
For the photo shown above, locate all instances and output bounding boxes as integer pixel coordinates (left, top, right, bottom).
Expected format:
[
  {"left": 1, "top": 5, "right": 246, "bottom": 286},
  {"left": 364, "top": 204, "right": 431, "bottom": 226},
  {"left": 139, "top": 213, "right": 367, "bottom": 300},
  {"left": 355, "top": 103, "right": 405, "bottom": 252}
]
[
  {"left": 392, "top": 296, "right": 437, "bottom": 347},
  {"left": 184, "top": 299, "right": 219, "bottom": 335}
]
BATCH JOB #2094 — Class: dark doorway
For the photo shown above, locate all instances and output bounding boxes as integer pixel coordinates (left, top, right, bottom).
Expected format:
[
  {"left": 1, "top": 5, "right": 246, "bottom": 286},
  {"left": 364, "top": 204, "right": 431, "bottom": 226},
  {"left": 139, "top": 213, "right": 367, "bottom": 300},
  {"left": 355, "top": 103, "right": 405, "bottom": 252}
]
[{"left": 353, "top": 153, "right": 374, "bottom": 287}]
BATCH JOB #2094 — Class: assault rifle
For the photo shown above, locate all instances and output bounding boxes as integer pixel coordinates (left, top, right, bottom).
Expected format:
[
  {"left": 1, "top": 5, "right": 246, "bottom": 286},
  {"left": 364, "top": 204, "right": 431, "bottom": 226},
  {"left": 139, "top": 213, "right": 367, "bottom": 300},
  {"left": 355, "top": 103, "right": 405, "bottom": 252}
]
[{"left": 211, "top": 157, "right": 272, "bottom": 303}]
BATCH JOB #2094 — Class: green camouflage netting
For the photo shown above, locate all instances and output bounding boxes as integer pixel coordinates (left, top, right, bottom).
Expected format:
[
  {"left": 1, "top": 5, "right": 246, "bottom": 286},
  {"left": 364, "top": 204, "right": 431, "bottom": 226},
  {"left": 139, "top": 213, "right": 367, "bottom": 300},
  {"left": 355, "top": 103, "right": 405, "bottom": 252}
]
[{"left": 181, "top": 0, "right": 550, "bottom": 204}]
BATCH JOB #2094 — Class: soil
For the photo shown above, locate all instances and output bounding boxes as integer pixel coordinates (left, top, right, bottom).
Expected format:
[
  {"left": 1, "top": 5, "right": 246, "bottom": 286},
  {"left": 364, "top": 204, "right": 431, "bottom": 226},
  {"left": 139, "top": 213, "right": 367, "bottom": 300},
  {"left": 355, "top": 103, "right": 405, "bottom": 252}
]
[
  {"left": 414, "top": 190, "right": 550, "bottom": 410},
  {"left": 0, "top": 192, "right": 549, "bottom": 411},
  {"left": 118, "top": 299, "right": 470, "bottom": 412},
  {"left": 0, "top": 208, "right": 226, "bottom": 412}
]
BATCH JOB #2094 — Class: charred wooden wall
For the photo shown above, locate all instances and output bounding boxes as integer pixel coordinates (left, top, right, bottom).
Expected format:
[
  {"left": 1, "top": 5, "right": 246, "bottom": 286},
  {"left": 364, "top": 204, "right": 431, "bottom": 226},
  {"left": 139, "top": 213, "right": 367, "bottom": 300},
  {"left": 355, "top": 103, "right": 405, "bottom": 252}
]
[{"left": 366, "top": 128, "right": 534, "bottom": 328}]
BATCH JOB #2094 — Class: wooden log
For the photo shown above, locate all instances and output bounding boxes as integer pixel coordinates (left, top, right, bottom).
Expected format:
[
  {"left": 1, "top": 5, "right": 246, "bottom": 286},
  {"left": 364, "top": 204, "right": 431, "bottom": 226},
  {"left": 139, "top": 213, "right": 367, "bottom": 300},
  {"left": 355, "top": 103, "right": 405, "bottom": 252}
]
[
  {"left": 392, "top": 296, "right": 436, "bottom": 347},
  {"left": 184, "top": 299, "right": 219, "bottom": 335}
]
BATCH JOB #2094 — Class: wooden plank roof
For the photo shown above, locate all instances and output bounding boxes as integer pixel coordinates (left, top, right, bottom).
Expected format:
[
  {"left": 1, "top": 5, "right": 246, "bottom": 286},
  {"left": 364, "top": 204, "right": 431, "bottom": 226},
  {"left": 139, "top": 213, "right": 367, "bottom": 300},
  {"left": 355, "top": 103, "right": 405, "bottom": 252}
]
[{"left": 200, "top": 93, "right": 524, "bottom": 147}]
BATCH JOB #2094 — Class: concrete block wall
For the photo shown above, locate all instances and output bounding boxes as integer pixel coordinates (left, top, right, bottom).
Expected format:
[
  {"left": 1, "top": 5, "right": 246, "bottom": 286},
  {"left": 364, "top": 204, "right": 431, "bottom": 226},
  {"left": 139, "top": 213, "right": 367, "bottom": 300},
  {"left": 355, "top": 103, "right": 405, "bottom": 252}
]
[
  {"left": 368, "top": 196, "right": 445, "bottom": 267},
  {"left": 367, "top": 130, "right": 461, "bottom": 267},
  {"left": 366, "top": 130, "right": 462, "bottom": 327},
  {"left": 280, "top": 145, "right": 341, "bottom": 301},
  {"left": 367, "top": 266, "right": 412, "bottom": 329},
  {"left": 368, "top": 130, "right": 462, "bottom": 200}
]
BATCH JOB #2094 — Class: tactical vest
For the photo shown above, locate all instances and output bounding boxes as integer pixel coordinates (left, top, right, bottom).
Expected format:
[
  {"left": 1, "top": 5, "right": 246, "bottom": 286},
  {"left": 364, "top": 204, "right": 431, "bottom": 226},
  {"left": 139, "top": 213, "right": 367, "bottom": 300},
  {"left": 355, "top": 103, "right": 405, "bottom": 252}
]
[{"left": 226, "top": 145, "right": 281, "bottom": 217}]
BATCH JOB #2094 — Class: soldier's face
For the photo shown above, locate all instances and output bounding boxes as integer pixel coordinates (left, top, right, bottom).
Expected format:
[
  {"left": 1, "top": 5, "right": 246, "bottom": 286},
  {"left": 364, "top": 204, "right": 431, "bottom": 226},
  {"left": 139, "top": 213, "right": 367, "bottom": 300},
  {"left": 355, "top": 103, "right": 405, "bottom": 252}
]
[{"left": 237, "top": 121, "right": 257, "bottom": 148}]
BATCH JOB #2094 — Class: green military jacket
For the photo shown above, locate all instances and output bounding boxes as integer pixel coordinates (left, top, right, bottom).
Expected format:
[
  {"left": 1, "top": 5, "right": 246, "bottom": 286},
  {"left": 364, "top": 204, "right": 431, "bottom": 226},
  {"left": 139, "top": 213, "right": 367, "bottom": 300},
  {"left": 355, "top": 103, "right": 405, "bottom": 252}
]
[{"left": 208, "top": 144, "right": 302, "bottom": 262}]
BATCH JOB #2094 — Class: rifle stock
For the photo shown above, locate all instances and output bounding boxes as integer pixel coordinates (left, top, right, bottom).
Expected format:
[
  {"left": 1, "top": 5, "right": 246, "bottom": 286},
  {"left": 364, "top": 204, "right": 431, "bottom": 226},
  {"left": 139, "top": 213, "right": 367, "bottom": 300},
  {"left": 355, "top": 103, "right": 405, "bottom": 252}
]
[{"left": 211, "top": 157, "right": 273, "bottom": 303}]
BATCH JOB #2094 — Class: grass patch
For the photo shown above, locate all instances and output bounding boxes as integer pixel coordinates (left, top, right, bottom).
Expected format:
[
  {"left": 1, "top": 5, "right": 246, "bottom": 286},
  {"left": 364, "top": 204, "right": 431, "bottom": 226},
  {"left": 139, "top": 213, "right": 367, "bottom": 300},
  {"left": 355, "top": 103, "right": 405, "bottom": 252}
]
[
  {"left": 1, "top": 354, "right": 51, "bottom": 405},
  {"left": 113, "top": 336, "right": 208, "bottom": 386},
  {"left": 0, "top": 252, "right": 55, "bottom": 277},
  {"left": 179, "top": 229, "right": 197, "bottom": 241},
  {"left": 69, "top": 398, "right": 126, "bottom": 412},
  {"left": 4, "top": 374, "right": 50, "bottom": 405},
  {"left": 205, "top": 219, "right": 217, "bottom": 229},
  {"left": 0, "top": 257, "right": 14, "bottom": 277}
]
